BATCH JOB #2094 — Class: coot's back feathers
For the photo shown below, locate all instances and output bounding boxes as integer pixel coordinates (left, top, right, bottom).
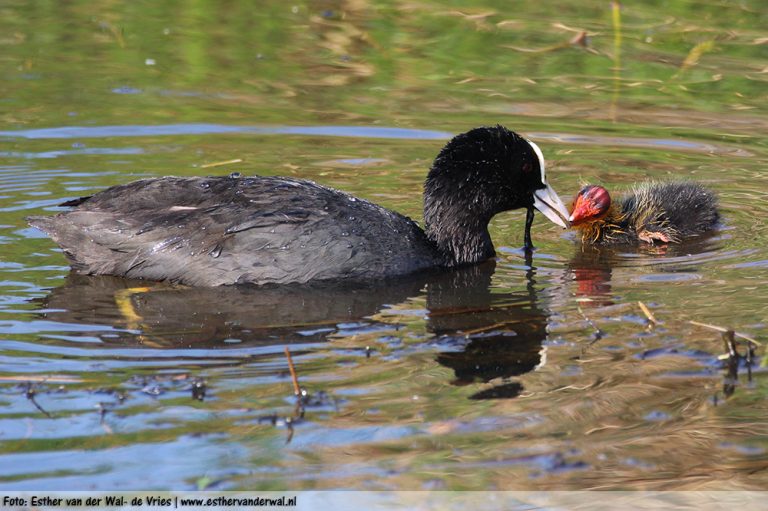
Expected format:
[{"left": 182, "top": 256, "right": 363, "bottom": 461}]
[{"left": 29, "top": 176, "right": 440, "bottom": 286}]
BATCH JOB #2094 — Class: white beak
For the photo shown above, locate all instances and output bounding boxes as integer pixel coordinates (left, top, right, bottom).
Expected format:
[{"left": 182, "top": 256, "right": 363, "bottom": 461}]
[{"left": 533, "top": 184, "right": 571, "bottom": 229}]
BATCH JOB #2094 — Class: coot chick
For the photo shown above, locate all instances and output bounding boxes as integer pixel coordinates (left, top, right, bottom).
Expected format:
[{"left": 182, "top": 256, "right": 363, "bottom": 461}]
[
  {"left": 569, "top": 181, "right": 719, "bottom": 244},
  {"left": 28, "top": 125, "right": 570, "bottom": 286}
]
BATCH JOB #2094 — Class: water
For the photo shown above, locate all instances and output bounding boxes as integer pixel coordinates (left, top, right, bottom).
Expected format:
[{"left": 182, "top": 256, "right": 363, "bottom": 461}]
[{"left": 1, "top": 0, "right": 767, "bottom": 491}]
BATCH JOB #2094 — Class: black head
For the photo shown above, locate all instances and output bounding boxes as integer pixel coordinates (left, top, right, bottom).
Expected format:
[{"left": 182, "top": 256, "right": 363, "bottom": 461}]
[
  {"left": 423, "top": 125, "right": 570, "bottom": 265},
  {"left": 426, "top": 125, "right": 548, "bottom": 213}
]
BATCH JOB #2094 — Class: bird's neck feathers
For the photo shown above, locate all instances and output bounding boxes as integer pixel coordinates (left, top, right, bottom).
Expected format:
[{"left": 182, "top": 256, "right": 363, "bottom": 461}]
[
  {"left": 574, "top": 202, "right": 627, "bottom": 244},
  {"left": 423, "top": 188, "right": 495, "bottom": 266}
]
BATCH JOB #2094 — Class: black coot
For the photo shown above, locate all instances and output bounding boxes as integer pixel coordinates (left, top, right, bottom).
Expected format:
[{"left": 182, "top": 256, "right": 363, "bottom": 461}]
[
  {"left": 569, "top": 181, "right": 719, "bottom": 244},
  {"left": 28, "top": 125, "right": 570, "bottom": 286}
]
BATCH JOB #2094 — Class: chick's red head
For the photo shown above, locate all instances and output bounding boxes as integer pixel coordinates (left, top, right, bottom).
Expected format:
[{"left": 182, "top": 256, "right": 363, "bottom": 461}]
[{"left": 569, "top": 185, "right": 611, "bottom": 226}]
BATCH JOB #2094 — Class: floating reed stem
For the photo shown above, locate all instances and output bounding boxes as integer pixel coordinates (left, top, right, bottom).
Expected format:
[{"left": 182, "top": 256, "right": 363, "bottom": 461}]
[
  {"left": 689, "top": 320, "right": 762, "bottom": 346},
  {"left": 637, "top": 301, "right": 658, "bottom": 326},
  {"left": 284, "top": 346, "right": 301, "bottom": 396},
  {"left": 201, "top": 159, "right": 243, "bottom": 169}
]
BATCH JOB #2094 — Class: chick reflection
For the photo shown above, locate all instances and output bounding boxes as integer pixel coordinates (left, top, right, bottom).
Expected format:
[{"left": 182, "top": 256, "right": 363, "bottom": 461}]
[
  {"left": 428, "top": 259, "right": 548, "bottom": 400},
  {"left": 567, "top": 245, "right": 616, "bottom": 307},
  {"left": 566, "top": 234, "right": 724, "bottom": 308},
  {"left": 36, "top": 274, "right": 426, "bottom": 347}
]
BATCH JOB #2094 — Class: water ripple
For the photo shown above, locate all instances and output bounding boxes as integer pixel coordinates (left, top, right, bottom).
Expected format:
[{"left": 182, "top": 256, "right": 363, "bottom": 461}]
[
  {"left": 532, "top": 132, "right": 753, "bottom": 157},
  {"left": 0, "top": 147, "right": 144, "bottom": 159},
  {"left": 0, "top": 124, "right": 452, "bottom": 141},
  {"left": 0, "top": 124, "right": 752, "bottom": 157}
]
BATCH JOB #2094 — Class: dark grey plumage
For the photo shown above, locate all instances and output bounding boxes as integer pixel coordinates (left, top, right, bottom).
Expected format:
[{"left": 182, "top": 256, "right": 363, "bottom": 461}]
[{"left": 29, "top": 175, "right": 441, "bottom": 286}]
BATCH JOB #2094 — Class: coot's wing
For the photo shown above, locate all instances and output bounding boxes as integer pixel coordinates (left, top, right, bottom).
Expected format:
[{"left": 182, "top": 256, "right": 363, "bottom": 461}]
[{"left": 29, "top": 176, "right": 437, "bottom": 285}]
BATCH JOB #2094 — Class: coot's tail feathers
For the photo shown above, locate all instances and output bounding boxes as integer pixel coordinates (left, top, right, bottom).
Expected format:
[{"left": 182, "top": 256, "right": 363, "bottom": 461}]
[
  {"left": 27, "top": 215, "right": 108, "bottom": 273},
  {"left": 24, "top": 197, "right": 94, "bottom": 231},
  {"left": 59, "top": 196, "right": 93, "bottom": 207},
  {"left": 27, "top": 215, "right": 54, "bottom": 236}
]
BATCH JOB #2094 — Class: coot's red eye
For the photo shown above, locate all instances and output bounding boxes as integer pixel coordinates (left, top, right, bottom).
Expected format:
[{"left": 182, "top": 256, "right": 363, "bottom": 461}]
[{"left": 522, "top": 162, "right": 532, "bottom": 174}]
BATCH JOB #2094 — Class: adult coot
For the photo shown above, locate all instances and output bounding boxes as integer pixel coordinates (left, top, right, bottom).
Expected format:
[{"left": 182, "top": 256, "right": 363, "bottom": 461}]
[
  {"left": 569, "top": 181, "right": 719, "bottom": 244},
  {"left": 28, "top": 125, "right": 570, "bottom": 286}
]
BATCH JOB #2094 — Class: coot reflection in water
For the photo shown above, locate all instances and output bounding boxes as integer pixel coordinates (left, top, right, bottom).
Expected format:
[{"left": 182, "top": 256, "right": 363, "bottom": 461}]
[
  {"left": 428, "top": 235, "right": 734, "bottom": 400},
  {"left": 35, "top": 273, "right": 429, "bottom": 347},
  {"left": 32, "top": 234, "right": 742, "bottom": 404},
  {"left": 426, "top": 260, "right": 548, "bottom": 399},
  {"left": 35, "top": 261, "right": 557, "bottom": 401}
]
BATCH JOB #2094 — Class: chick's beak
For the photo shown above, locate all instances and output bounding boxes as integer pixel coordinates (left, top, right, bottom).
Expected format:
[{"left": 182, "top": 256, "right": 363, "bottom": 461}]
[
  {"left": 568, "top": 194, "right": 589, "bottom": 226},
  {"left": 533, "top": 184, "right": 571, "bottom": 229}
]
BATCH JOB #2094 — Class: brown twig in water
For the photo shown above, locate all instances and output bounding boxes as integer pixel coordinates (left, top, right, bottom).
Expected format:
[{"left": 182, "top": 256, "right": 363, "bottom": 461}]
[
  {"left": 637, "top": 301, "right": 658, "bottom": 326},
  {"left": 721, "top": 330, "right": 739, "bottom": 398},
  {"left": 427, "top": 301, "right": 527, "bottom": 318},
  {"left": 462, "top": 321, "right": 516, "bottom": 337},
  {"left": 285, "top": 417, "right": 295, "bottom": 445},
  {"left": 722, "top": 330, "right": 738, "bottom": 358},
  {"left": 689, "top": 320, "right": 762, "bottom": 346},
  {"left": 24, "top": 382, "right": 52, "bottom": 418},
  {"left": 284, "top": 347, "right": 301, "bottom": 397}
]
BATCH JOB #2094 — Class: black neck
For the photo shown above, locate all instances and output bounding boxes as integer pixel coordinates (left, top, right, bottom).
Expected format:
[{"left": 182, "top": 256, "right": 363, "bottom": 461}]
[{"left": 424, "top": 191, "right": 496, "bottom": 266}]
